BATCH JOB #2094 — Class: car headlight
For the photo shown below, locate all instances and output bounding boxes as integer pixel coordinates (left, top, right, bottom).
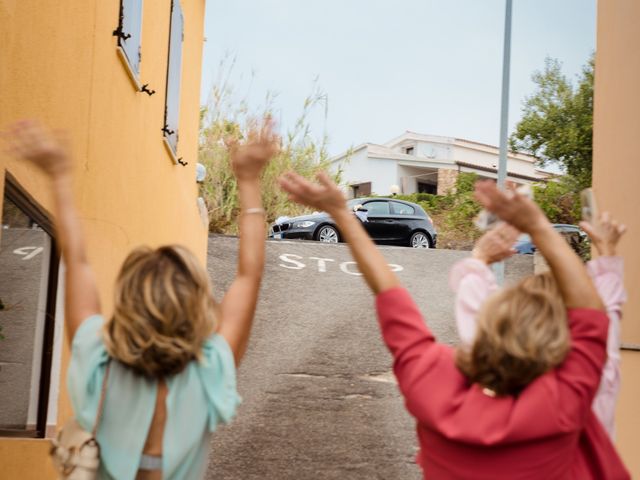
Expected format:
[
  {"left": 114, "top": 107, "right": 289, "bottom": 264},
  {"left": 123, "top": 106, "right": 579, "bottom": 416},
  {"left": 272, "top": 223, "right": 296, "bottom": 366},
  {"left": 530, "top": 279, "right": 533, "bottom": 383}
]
[{"left": 293, "top": 220, "right": 316, "bottom": 228}]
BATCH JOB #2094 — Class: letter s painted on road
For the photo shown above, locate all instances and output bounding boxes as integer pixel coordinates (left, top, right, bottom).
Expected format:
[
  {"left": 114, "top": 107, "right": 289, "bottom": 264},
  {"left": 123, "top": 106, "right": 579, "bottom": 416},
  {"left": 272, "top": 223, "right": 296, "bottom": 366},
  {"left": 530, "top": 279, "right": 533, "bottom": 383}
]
[{"left": 279, "top": 254, "right": 306, "bottom": 270}]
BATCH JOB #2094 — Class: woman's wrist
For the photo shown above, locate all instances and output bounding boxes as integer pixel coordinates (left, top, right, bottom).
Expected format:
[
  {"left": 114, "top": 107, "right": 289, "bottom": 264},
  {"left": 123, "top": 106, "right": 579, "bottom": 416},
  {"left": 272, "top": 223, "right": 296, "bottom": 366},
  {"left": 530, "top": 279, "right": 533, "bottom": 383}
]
[
  {"left": 236, "top": 175, "right": 260, "bottom": 186},
  {"left": 598, "top": 244, "right": 617, "bottom": 256},
  {"left": 237, "top": 178, "right": 262, "bottom": 211},
  {"left": 471, "top": 248, "right": 490, "bottom": 264},
  {"left": 527, "top": 218, "right": 553, "bottom": 237},
  {"left": 328, "top": 205, "right": 351, "bottom": 223}
]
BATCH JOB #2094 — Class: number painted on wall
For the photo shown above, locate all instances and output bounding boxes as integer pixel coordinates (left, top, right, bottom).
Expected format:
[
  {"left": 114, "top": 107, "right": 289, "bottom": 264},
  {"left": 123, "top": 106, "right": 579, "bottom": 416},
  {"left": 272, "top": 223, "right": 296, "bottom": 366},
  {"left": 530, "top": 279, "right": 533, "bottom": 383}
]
[{"left": 13, "top": 246, "right": 44, "bottom": 260}]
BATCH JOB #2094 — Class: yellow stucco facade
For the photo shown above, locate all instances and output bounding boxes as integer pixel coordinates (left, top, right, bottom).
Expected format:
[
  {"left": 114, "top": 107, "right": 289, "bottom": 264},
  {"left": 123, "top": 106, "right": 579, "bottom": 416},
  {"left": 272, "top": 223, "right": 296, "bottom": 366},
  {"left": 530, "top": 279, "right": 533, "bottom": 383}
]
[
  {"left": 594, "top": 0, "right": 640, "bottom": 476},
  {"left": 0, "top": 0, "right": 207, "bottom": 476}
]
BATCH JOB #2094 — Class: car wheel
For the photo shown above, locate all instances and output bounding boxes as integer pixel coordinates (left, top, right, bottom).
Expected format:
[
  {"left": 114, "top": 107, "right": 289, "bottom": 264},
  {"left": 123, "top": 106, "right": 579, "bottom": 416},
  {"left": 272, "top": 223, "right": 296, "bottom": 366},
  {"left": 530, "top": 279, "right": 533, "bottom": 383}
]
[
  {"left": 317, "top": 225, "right": 339, "bottom": 243},
  {"left": 410, "top": 231, "right": 430, "bottom": 248}
]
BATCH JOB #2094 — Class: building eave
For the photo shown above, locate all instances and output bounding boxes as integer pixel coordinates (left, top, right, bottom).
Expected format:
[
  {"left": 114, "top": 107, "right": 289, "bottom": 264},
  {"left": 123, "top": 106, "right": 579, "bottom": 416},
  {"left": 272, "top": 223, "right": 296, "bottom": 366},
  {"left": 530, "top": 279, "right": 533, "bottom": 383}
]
[
  {"left": 455, "top": 161, "right": 548, "bottom": 182},
  {"left": 381, "top": 131, "right": 538, "bottom": 164}
]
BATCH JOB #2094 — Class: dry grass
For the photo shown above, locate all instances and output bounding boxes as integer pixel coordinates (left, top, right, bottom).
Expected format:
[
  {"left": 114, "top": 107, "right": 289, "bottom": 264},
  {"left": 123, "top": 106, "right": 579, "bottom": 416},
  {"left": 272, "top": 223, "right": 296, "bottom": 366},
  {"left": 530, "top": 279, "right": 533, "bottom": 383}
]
[{"left": 199, "top": 57, "right": 340, "bottom": 234}]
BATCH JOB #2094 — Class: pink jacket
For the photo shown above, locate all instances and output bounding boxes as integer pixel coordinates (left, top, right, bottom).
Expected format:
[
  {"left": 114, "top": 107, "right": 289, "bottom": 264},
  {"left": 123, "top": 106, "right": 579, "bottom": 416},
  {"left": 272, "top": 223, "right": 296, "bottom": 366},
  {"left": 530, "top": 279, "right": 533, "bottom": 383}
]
[{"left": 449, "top": 256, "right": 626, "bottom": 439}]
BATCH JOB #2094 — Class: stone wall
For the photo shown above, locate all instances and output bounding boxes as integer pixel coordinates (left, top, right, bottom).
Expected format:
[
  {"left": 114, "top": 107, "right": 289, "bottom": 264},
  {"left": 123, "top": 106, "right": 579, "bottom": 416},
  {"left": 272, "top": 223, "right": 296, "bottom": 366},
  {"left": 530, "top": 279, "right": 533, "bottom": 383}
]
[{"left": 437, "top": 168, "right": 458, "bottom": 195}]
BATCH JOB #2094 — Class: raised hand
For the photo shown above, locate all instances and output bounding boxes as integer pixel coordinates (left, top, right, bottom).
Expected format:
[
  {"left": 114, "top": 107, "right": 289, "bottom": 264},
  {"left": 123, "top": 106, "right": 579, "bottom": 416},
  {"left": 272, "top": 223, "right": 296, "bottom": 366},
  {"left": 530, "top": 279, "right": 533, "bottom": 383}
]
[
  {"left": 580, "top": 212, "right": 627, "bottom": 257},
  {"left": 472, "top": 223, "right": 520, "bottom": 265},
  {"left": 474, "top": 180, "right": 548, "bottom": 234},
  {"left": 3, "top": 120, "right": 71, "bottom": 178},
  {"left": 228, "top": 117, "right": 280, "bottom": 181},
  {"left": 278, "top": 171, "right": 346, "bottom": 215}
]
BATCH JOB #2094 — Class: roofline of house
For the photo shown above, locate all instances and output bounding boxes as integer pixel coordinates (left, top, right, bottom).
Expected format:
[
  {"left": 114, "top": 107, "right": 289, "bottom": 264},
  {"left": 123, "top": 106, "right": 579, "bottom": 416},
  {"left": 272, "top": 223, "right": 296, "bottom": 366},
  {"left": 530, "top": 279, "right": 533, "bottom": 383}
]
[
  {"left": 455, "top": 161, "right": 547, "bottom": 182},
  {"left": 329, "top": 143, "right": 369, "bottom": 163},
  {"left": 384, "top": 130, "right": 539, "bottom": 163}
]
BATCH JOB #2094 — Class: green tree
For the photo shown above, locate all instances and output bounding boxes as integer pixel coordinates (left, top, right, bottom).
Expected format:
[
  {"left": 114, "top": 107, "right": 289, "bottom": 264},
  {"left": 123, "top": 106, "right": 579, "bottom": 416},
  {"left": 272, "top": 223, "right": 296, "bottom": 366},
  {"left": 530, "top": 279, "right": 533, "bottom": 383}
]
[{"left": 510, "top": 56, "right": 594, "bottom": 189}]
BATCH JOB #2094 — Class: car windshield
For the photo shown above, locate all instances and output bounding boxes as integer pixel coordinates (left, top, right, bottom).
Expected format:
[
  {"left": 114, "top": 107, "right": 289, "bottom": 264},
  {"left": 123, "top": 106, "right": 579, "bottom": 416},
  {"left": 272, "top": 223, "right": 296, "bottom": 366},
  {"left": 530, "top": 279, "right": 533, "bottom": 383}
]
[{"left": 347, "top": 199, "right": 364, "bottom": 209}]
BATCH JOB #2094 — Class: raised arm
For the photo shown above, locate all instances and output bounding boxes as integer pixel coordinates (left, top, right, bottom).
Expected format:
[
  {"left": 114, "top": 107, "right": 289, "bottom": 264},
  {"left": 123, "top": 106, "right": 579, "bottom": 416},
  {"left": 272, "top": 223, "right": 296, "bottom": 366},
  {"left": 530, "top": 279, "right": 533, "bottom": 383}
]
[
  {"left": 451, "top": 223, "right": 519, "bottom": 345},
  {"left": 218, "top": 119, "right": 279, "bottom": 365},
  {"left": 581, "top": 212, "right": 627, "bottom": 436},
  {"left": 278, "top": 171, "right": 399, "bottom": 293},
  {"left": 474, "top": 181, "right": 603, "bottom": 310},
  {"left": 4, "top": 120, "right": 100, "bottom": 342}
]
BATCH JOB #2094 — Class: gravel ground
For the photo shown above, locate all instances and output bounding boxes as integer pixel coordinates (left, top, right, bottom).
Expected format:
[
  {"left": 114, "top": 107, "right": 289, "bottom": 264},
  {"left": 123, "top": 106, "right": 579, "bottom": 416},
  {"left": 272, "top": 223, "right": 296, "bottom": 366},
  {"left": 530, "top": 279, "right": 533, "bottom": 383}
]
[{"left": 205, "top": 236, "right": 534, "bottom": 479}]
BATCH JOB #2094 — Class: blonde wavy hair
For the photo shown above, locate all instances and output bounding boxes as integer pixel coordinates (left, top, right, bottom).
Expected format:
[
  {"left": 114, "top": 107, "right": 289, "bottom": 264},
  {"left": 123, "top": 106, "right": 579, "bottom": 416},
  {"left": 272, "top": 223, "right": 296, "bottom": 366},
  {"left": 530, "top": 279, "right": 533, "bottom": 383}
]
[
  {"left": 456, "top": 272, "right": 570, "bottom": 396},
  {"left": 103, "top": 245, "right": 218, "bottom": 378}
]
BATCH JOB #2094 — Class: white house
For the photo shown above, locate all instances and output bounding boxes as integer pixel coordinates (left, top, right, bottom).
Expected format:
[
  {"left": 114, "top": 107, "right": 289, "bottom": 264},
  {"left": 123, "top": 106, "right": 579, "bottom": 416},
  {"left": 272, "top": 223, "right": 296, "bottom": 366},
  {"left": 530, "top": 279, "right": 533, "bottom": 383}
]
[{"left": 331, "top": 131, "right": 554, "bottom": 198}]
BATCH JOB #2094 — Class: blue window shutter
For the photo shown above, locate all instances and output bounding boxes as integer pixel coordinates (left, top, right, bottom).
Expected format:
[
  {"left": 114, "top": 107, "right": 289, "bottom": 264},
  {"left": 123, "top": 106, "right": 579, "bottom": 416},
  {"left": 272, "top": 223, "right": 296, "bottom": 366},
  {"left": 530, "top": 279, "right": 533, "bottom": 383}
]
[
  {"left": 163, "top": 0, "right": 183, "bottom": 155},
  {"left": 119, "top": 0, "right": 143, "bottom": 76}
]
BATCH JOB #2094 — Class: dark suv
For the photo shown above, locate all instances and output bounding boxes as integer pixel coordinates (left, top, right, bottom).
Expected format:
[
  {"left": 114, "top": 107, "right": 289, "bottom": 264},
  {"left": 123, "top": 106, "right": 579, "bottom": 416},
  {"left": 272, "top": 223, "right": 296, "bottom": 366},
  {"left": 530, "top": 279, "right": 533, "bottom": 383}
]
[{"left": 269, "top": 198, "right": 437, "bottom": 248}]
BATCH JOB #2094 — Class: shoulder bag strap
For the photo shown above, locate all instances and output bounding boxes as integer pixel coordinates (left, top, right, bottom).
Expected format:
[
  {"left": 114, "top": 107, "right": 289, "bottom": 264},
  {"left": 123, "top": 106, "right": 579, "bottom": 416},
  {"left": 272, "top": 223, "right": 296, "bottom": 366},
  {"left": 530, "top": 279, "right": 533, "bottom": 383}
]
[{"left": 92, "top": 359, "right": 111, "bottom": 437}]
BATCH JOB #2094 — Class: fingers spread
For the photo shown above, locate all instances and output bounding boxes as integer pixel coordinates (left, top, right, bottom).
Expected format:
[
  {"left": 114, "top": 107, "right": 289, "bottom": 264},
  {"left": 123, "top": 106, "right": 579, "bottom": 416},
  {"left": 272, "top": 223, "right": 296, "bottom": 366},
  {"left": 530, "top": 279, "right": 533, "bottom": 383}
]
[
  {"left": 223, "top": 135, "right": 238, "bottom": 151},
  {"left": 260, "top": 114, "right": 275, "bottom": 142},
  {"left": 579, "top": 221, "right": 595, "bottom": 238},
  {"left": 316, "top": 171, "right": 334, "bottom": 188},
  {"left": 474, "top": 181, "right": 507, "bottom": 211},
  {"left": 617, "top": 224, "right": 627, "bottom": 236},
  {"left": 278, "top": 174, "right": 300, "bottom": 195},
  {"left": 279, "top": 172, "right": 314, "bottom": 197}
]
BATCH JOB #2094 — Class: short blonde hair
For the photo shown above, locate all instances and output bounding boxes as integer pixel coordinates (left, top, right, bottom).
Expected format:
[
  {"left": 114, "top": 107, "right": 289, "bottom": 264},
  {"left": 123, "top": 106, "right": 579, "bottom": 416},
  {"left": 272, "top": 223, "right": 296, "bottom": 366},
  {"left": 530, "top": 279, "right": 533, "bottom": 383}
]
[
  {"left": 456, "top": 272, "right": 570, "bottom": 396},
  {"left": 103, "top": 245, "right": 218, "bottom": 378}
]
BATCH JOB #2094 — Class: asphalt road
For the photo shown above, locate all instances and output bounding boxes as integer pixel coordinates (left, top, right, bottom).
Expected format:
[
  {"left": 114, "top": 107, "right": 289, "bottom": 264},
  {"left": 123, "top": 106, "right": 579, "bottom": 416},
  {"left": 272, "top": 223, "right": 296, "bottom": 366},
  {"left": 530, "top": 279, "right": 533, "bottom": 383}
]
[{"left": 205, "top": 236, "right": 534, "bottom": 479}]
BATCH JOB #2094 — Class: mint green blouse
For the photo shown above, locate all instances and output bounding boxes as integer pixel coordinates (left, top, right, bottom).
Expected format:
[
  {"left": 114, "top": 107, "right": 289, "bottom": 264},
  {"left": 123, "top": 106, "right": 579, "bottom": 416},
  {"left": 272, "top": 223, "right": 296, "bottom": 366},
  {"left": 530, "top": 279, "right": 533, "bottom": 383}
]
[{"left": 68, "top": 315, "right": 240, "bottom": 479}]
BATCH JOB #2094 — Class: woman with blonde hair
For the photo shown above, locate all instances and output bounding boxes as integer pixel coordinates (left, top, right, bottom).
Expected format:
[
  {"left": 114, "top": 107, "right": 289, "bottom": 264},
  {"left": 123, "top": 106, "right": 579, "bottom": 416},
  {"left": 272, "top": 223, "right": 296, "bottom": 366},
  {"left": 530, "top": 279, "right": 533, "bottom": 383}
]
[
  {"left": 6, "top": 119, "right": 279, "bottom": 479},
  {"left": 279, "top": 172, "right": 629, "bottom": 479},
  {"left": 452, "top": 214, "right": 627, "bottom": 438}
]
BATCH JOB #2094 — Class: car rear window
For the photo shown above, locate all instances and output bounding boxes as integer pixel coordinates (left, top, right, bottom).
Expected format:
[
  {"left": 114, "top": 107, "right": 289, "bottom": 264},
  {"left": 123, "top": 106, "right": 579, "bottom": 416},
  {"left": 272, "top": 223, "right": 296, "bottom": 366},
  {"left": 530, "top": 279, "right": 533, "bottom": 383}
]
[
  {"left": 391, "top": 201, "right": 415, "bottom": 215},
  {"left": 364, "top": 201, "right": 390, "bottom": 215}
]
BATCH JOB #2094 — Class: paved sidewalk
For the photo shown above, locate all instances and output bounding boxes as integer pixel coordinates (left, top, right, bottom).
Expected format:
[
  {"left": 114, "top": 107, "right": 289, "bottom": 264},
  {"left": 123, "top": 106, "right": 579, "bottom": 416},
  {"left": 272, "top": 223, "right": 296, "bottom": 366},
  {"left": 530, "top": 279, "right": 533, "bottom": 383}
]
[{"left": 205, "top": 236, "right": 533, "bottom": 479}]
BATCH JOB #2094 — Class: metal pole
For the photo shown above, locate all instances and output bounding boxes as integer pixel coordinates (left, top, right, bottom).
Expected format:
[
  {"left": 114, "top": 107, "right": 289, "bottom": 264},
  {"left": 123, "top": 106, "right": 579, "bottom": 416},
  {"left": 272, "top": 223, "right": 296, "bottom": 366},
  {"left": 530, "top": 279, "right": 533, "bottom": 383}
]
[{"left": 493, "top": 0, "right": 513, "bottom": 284}]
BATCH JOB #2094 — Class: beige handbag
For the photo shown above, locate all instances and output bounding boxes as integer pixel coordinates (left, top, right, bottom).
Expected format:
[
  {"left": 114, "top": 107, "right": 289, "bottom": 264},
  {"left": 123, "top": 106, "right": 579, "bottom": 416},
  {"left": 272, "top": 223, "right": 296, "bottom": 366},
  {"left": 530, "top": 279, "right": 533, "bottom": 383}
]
[{"left": 50, "top": 362, "right": 111, "bottom": 480}]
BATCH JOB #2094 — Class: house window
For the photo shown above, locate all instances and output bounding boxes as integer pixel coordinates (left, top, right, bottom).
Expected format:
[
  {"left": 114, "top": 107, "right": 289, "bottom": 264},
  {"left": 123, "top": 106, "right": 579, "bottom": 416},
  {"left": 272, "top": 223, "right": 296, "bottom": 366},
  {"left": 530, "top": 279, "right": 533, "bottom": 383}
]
[
  {"left": 404, "top": 146, "right": 414, "bottom": 155},
  {"left": 0, "top": 175, "right": 59, "bottom": 438},
  {"left": 114, "top": 0, "right": 144, "bottom": 78},
  {"left": 163, "top": 0, "right": 184, "bottom": 156},
  {"left": 350, "top": 182, "right": 371, "bottom": 198}
]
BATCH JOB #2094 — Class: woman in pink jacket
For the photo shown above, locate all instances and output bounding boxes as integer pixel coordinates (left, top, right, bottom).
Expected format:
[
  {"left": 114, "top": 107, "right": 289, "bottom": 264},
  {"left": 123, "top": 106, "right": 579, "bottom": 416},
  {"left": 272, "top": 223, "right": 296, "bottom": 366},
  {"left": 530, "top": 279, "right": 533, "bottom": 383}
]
[
  {"left": 451, "top": 214, "right": 627, "bottom": 438},
  {"left": 279, "top": 172, "right": 629, "bottom": 479}
]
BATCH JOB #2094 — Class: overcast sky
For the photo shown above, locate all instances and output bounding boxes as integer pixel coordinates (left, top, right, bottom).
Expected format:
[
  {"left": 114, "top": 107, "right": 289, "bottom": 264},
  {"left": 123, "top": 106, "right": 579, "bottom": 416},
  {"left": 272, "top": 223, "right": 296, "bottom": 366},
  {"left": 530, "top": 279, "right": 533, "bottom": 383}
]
[{"left": 200, "top": 0, "right": 596, "bottom": 156}]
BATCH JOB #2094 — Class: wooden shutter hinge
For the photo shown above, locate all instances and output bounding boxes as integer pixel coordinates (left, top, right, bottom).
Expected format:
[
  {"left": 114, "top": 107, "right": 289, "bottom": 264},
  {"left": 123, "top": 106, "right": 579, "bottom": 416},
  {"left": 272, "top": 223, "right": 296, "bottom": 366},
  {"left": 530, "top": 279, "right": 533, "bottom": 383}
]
[
  {"left": 112, "top": 26, "right": 131, "bottom": 41},
  {"left": 141, "top": 84, "right": 156, "bottom": 96}
]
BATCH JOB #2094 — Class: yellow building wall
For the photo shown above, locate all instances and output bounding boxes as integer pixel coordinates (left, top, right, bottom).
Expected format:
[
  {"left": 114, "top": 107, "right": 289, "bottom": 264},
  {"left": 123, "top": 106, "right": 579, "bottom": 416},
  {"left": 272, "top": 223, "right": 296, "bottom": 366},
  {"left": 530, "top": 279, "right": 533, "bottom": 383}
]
[
  {"left": 594, "top": 0, "right": 640, "bottom": 476},
  {"left": 0, "top": 0, "right": 207, "bottom": 476}
]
